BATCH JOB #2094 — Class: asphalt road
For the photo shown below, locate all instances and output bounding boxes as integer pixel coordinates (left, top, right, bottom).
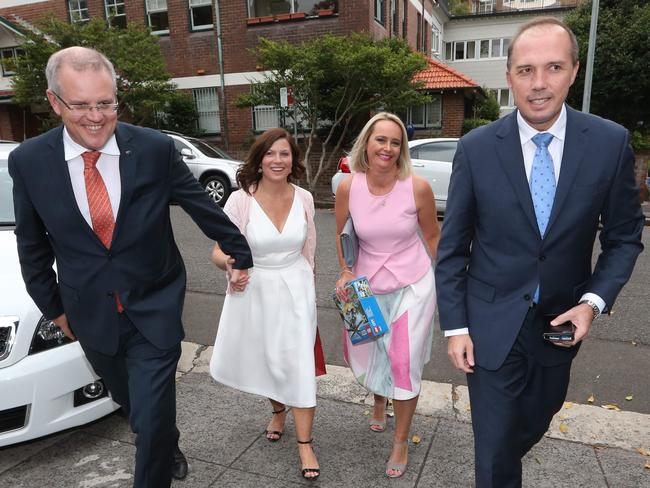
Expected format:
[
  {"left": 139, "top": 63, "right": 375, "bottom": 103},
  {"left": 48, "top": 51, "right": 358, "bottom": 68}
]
[{"left": 171, "top": 205, "right": 650, "bottom": 414}]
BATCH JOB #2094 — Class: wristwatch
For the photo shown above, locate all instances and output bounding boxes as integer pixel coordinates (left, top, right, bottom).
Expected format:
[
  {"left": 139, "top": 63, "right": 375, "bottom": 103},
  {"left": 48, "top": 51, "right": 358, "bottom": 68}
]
[{"left": 579, "top": 299, "right": 600, "bottom": 320}]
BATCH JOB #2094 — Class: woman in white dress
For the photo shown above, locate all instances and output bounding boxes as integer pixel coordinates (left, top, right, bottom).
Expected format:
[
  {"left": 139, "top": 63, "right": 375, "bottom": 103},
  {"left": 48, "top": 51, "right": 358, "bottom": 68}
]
[{"left": 209, "top": 128, "right": 324, "bottom": 481}]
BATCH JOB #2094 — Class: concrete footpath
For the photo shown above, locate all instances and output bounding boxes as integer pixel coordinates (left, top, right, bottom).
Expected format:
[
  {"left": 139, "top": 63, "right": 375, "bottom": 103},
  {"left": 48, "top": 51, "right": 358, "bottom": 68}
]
[{"left": 1, "top": 342, "right": 649, "bottom": 488}]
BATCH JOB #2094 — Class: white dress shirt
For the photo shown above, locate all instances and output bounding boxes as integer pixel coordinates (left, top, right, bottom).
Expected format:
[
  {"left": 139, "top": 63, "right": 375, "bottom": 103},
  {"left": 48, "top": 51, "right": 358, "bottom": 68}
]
[
  {"left": 64, "top": 128, "right": 121, "bottom": 227},
  {"left": 445, "top": 105, "right": 603, "bottom": 338}
]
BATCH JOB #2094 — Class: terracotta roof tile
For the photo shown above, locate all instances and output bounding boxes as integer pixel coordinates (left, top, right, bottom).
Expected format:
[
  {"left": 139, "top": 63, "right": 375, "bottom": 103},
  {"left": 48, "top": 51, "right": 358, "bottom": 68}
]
[{"left": 414, "top": 58, "right": 479, "bottom": 90}]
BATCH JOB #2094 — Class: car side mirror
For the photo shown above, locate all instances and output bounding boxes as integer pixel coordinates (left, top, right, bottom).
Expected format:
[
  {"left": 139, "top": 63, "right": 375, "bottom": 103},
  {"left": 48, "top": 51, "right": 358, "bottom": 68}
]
[{"left": 180, "top": 148, "right": 196, "bottom": 159}]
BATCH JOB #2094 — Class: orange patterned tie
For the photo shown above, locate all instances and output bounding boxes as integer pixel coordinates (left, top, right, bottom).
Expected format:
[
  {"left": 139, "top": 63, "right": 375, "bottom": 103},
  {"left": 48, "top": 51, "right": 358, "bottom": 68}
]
[
  {"left": 83, "top": 151, "right": 114, "bottom": 249},
  {"left": 82, "top": 151, "right": 123, "bottom": 312}
]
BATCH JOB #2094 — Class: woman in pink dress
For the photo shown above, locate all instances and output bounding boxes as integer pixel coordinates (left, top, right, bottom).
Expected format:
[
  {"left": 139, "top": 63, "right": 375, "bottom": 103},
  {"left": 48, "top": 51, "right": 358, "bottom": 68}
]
[{"left": 335, "top": 112, "right": 440, "bottom": 478}]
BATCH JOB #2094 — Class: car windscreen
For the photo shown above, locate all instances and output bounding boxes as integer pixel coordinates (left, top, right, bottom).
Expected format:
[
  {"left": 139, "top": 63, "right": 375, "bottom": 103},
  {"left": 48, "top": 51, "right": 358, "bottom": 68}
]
[
  {"left": 188, "top": 138, "right": 234, "bottom": 160},
  {"left": 0, "top": 159, "right": 15, "bottom": 225}
]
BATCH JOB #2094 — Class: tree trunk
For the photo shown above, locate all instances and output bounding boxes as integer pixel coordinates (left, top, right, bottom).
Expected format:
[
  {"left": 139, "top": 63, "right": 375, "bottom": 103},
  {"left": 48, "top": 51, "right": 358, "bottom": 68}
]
[{"left": 634, "top": 150, "right": 649, "bottom": 202}]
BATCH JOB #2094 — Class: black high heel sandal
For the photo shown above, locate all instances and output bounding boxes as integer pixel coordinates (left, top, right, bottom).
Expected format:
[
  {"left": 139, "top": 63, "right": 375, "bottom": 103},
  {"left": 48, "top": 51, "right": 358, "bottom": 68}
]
[
  {"left": 265, "top": 407, "right": 286, "bottom": 442},
  {"left": 297, "top": 438, "right": 320, "bottom": 481}
]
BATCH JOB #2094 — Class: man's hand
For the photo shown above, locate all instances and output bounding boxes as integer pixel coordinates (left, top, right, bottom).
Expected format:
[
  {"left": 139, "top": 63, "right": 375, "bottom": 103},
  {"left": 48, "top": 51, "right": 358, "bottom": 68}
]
[
  {"left": 52, "top": 313, "right": 75, "bottom": 340},
  {"left": 225, "top": 257, "right": 250, "bottom": 293},
  {"left": 550, "top": 303, "right": 595, "bottom": 347},
  {"left": 448, "top": 334, "right": 475, "bottom": 373}
]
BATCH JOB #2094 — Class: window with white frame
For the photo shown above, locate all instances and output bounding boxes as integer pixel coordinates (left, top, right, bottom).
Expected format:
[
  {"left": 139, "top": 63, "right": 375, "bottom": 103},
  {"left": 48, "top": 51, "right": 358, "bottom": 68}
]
[
  {"left": 247, "top": 0, "right": 326, "bottom": 17},
  {"left": 253, "top": 105, "right": 280, "bottom": 132},
  {"left": 193, "top": 87, "right": 220, "bottom": 133},
  {"left": 189, "top": 0, "right": 213, "bottom": 30},
  {"left": 446, "top": 37, "right": 509, "bottom": 62},
  {"left": 146, "top": 0, "right": 169, "bottom": 34},
  {"left": 375, "top": 0, "right": 385, "bottom": 24},
  {"left": 1, "top": 47, "right": 24, "bottom": 77},
  {"left": 474, "top": 0, "right": 496, "bottom": 14},
  {"left": 68, "top": 0, "right": 89, "bottom": 23},
  {"left": 105, "top": 0, "right": 126, "bottom": 28},
  {"left": 431, "top": 24, "right": 441, "bottom": 57},
  {"left": 496, "top": 88, "right": 512, "bottom": 108},
  {"left": 406, "top": 97, "right": 442, "bottom": 129}
]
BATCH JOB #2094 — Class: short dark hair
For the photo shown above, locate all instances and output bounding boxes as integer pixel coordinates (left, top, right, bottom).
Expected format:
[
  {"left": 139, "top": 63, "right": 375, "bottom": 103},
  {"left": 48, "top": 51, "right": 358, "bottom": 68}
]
[
  {"left": 507, "top": 17, "right": 579, "bottom": 71},
  {"left": 237, "top": 128, "right": 305, "bottom": 194}
]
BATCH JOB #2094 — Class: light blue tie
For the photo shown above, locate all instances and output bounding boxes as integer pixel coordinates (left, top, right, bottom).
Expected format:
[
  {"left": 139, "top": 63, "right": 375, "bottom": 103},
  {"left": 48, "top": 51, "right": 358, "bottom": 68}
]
[{"left": 530, "top": 132, "right": 555, "bottom": 302}]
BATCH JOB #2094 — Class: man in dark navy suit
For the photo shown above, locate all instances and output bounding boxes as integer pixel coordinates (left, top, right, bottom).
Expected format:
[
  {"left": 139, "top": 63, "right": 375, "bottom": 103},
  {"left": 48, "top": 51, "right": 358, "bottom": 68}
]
[
  {"left": 435, "top": 18, "right": 643, "bottom": 487},
  {"left": 9, "top": 47, "right": 252, "bottom": 488}
]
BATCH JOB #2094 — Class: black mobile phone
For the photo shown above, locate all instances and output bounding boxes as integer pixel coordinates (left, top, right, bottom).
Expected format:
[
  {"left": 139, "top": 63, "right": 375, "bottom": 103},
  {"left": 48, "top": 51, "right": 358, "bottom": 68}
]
[{"left": 543, "top": 317, "right": 576, "bottom": 342}]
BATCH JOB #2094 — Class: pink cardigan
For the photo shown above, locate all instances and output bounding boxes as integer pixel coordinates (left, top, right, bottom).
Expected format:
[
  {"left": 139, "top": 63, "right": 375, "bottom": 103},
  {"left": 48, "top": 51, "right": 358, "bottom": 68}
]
[{"left": 223, "top": 184, "right": 317, "bottom": 271}]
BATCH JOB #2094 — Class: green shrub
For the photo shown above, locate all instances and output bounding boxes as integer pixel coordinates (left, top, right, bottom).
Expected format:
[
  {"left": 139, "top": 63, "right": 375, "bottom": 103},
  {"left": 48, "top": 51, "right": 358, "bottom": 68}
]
[{"left": 462, "top": 118, "right": 491, "bottom": 135}]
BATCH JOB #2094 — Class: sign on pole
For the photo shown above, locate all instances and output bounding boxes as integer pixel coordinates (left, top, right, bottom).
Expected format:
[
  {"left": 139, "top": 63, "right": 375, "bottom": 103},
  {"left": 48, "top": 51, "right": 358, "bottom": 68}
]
[{"left": 280, "top": 87, "right": 294, "bottom": 108}]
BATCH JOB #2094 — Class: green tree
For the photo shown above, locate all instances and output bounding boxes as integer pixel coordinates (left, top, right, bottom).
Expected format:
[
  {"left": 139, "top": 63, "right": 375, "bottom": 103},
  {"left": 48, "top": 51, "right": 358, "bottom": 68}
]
[
  {"left": 11, "top": 16, "right": 199, "bottom": 135},
  {"left": 565, "top": 0, "right": 650, "bottom": 133},
  {"left": 236, "top": 33, "right": 430, "bottom": 190}
]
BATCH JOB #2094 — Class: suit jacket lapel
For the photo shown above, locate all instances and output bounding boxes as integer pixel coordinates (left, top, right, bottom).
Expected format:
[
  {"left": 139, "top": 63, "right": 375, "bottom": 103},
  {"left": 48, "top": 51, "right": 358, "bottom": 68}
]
[
  {"left": 113, "top": 123, "right": 136, "bottom": 243},
  {"left": 495, "top": 112, "right": 540, "bottom": 236},
  {"left": 545, "top": 107, "right": 588, "bottom": 235},
  {"left": 49, "top": 127, "right": 102, "bottom": 245}
]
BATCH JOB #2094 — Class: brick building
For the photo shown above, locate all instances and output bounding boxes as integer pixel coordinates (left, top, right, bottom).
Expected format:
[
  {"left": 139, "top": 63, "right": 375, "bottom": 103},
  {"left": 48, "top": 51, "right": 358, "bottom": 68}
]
[{"left": 0, "top": 0, "right": 483, "bottom": 149}]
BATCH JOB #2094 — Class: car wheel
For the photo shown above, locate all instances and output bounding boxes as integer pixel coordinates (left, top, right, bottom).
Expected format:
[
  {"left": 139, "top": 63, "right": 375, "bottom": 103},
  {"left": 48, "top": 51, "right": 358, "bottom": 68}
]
[{"left": 202, "top": 175, "right": 229, "bottom": 206}]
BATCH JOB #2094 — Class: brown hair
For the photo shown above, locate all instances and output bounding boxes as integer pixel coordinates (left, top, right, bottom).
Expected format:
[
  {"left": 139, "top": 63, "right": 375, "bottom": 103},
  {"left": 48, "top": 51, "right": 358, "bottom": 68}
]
[
  {"left": 507, "top": 16, "right": 579, "bottom": 71},
  {"left": 237, "top": 128, "right": 305, "bottom": 194}
]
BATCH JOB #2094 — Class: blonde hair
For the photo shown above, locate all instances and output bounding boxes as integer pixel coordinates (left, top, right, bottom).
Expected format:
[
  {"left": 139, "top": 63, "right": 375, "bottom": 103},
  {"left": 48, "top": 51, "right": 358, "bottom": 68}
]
[{"left": 349, "top": 112, "right": 412, "bottom": 179}]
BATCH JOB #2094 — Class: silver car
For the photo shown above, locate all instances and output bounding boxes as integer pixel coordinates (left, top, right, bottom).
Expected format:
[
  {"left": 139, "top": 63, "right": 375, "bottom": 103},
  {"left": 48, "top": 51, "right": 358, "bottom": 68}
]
[
  {"left": 165, "top": 132, "right": 243, "bottom": 206},
  {"left": 331, "top": 138, "right": 458, "bottom": 214}
]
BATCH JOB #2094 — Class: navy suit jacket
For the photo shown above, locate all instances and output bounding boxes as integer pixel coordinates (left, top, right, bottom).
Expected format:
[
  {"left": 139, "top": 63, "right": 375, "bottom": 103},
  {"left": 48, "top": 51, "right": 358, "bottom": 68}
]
[
  {"left": 435, "top": 106, "right": 644, "bottom": 370},
  {"left": 9, "top": 123, "right": 253, "bottom": 355}
]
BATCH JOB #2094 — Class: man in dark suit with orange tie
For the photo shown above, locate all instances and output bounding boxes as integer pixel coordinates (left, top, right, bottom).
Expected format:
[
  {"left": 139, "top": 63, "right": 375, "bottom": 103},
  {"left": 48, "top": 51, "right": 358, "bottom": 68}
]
[
  {"left": 9, "top": 46, "right": 252, "bottom": 488},
  {"left": 435, "top": 18, "right": 643, "bottom": 487}
]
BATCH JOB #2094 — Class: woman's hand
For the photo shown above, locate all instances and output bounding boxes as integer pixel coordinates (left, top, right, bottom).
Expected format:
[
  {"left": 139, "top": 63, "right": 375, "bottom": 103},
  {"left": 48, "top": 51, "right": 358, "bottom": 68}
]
[
  {"left": 225, "top": 256, "right": 250, "bottom": 293},
  {"left": 335, "top": 269, "right": 355, "bottom": 301}
]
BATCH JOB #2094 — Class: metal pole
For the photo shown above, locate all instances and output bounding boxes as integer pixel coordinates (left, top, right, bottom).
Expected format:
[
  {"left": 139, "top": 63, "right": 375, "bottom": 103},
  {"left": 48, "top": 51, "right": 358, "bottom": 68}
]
[
  {"left": 214, "top": 0, "right": 230, "bottom": 150},
  {"left": 581, "top": 0, "right": 599, "bottom": 114}
]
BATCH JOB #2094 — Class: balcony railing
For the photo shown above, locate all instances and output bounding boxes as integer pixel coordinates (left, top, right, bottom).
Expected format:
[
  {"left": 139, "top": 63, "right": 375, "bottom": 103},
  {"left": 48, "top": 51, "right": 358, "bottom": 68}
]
[{"left": 441, "top": 0, "right": 579, "bottom": 17}]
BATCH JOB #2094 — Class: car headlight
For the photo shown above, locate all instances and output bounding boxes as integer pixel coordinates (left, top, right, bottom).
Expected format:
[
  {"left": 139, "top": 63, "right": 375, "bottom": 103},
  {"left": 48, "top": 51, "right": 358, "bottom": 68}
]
[{"left": 29, "top": 316, "right": 73, "bottom": 354}]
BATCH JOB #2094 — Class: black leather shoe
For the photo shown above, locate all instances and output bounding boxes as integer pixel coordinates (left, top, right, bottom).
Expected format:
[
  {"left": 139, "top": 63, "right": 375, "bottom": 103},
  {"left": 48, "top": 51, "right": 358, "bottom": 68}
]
[{"left": 172, "top": 446, "right": 188, "bottom": 480}]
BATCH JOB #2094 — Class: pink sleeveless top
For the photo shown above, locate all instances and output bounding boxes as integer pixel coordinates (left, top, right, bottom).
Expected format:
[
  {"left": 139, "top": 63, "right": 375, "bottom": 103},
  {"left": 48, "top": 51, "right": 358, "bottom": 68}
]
[{"left": 349, "top": 172, "right": 431, "bottom": 294}]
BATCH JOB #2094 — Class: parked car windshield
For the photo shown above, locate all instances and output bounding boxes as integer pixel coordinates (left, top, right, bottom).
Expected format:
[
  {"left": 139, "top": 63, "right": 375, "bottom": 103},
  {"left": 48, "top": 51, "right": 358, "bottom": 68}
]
[
  {"left": 188, "top": 138, "right": 234, "bottom": 161},
  {"left": 410, "top": 141, "right": 458, "bottom": 162},
  {"left": 0, "top": 159, "right": 15, "bottom": 225}
]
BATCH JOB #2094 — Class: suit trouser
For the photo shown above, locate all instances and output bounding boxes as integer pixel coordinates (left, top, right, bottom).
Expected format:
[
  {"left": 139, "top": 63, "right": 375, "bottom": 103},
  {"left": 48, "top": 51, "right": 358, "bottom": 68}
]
[
  {"left": 467, "top": 306, "right": 572, "bottom": 488},
  {"left": 82, "top": 313, "right": 182, "bottom": 488}
]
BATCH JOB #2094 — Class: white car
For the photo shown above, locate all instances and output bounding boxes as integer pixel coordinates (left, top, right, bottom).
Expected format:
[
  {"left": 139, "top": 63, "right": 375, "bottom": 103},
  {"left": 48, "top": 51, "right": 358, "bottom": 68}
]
[
  {"left": 331, "top": 138, "right": 458, "bottom": 214},
  {"left": 0, "top": 142, "right": 118, "bottom": 447},
  {"left": 165, "top": 132, "right": 243, "bottom": 206}
]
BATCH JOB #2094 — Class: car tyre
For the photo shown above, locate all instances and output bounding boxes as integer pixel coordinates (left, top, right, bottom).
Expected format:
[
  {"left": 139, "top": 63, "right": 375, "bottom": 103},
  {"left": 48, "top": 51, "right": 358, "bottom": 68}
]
[{"left": 202, "top": 174, "right": 230, "bottom": 206}]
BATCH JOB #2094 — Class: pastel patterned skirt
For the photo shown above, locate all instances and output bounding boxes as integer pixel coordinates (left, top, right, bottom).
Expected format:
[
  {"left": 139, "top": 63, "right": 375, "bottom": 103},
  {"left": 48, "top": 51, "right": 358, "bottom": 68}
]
[{"left": 343, "top": 267, "right": 436, "bottom": 400}]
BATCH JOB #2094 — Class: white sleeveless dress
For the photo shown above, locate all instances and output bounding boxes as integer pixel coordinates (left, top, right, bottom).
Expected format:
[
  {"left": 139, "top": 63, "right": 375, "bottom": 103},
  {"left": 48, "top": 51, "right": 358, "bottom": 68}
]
[{"left": 209, "top": 194, "right": 318, "bottom": 408}]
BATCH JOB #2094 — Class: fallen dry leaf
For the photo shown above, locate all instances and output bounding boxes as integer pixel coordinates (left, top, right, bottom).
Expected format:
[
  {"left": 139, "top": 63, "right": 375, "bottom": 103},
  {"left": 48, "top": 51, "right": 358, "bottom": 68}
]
[
  {"left": 563, "top": 402, "right": 574, "bottom": 409},
  {"left": 587, "top": 394, "right": 595, "bottom": 404},
  {"left": 558, "top": 415, "right": 566, "bottom": 420},
  {"left": 411, "top": 434, "right": 421, "bottom": 444},
  {"left": 631, "top": 341, "right": 637, "bottom": 346},
  {"left": 636, "top": 448, "right": 650, "bottom": 457},
  {"left": 644, "top": 462, "right": 650, "bottom": 470},
  {"left": 466, "top": 405, "right": 471, "bottom": 412},
  {"left": 602, "top": 404, "right": 621, "bottom": 411},
  {"left": 559, "top": 423, "right": 569, "bottom": 434},
  {"left": 625, "top": 395, "right": 634, "bottom": 401},
  {"left": 363, "top": 409, "right": 370, "bottom": 416}
]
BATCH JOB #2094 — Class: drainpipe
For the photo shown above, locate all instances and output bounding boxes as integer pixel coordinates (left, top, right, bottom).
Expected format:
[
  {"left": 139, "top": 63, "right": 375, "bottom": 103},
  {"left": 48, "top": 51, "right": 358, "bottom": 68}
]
[{"left": 214, "top": 0, "right": 230, "bottom": 150}]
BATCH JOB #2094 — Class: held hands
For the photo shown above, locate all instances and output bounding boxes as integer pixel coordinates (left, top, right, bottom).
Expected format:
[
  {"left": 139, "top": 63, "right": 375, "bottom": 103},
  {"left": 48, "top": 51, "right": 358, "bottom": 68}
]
[
  {"left": 53, "top": 313, "right": 76, "bottom": 341},
  {"left": 550, "top": 303, "right": 595, "bottom": 347},
  {"left": 225, "top": 256, "right": 250, "bottom": 293},
  {"left": 447, "top": 334, "right": 475, "bottom": 373}
]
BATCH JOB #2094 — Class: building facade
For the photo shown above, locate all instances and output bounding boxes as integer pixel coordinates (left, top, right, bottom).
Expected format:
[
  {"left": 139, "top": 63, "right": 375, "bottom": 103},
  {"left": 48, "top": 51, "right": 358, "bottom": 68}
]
[{"left": 0, "top": 0, "right": 577, "bottom": 148}]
